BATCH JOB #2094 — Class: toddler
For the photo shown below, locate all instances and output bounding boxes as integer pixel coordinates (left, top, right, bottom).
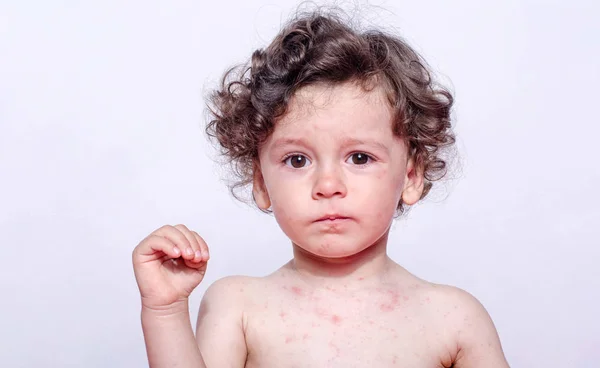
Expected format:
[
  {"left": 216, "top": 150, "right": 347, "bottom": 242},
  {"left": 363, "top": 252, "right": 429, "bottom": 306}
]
[{"left": 133, "top": 8, "right": 509, "bottom": 368}]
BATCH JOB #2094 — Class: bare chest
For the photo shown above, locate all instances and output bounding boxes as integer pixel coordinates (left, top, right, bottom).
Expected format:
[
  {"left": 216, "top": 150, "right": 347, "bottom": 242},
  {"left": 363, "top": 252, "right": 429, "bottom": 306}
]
[{"left": 244, "top": 287, "right": 453, "bottom": 367}]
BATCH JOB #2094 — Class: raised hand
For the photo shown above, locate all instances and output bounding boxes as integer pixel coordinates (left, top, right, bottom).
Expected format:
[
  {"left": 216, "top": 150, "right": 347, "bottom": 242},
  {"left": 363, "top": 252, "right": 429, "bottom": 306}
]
[{"left": 132, "top": 224, "right": 210, "bottom": 311}]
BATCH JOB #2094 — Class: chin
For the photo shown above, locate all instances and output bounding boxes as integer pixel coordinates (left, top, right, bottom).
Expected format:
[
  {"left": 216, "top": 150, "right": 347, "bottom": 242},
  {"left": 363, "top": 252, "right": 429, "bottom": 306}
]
[{"left": 296, "top": 236, "right": 375, "bottom": 260}]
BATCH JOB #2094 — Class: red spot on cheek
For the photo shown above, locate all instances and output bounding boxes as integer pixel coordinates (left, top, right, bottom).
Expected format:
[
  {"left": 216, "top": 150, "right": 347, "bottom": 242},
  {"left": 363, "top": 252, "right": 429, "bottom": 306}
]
[
  {"left": 331, "top": 314, "right": 342, "bottom": 325},
  {"left": 279, "top": 311, "right": 287, "bottom": 320},
  {"left": 285, "top": 336, "right": 294, "bottom": 344}
]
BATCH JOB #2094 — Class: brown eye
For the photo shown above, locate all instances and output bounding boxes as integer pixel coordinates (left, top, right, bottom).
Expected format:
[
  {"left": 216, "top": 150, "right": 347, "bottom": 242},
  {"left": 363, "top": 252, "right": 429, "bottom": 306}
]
[
  {"left": 285, "top": 155, "right": 310, "bottom": 168},
  {"left": 350, "top": 153, "right": 370, "bottom": 165}
]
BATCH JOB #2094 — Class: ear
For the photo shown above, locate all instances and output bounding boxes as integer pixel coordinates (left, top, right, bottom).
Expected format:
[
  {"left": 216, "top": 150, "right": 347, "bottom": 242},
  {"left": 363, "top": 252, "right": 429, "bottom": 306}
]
[
  {"left": 252, "top": 162, "right": 271, "bottom": 211},
  {"left": 401, "top": 156, "right": 425, "bottom": 206}
]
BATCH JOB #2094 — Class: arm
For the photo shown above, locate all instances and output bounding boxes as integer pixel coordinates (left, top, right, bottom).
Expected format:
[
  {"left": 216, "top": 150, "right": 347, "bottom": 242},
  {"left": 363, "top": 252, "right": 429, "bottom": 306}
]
[
  {"left": 449, "top": 288, "right": 510, "bottom": 368},
  {"left": 141, "top": 300, "right": 206, "bottom": 368},
  {"left": 195, "top": 277, "right": 249, "bottom": 368},
  {"left": 133, "top": 224, "right": 211, "bottom": 368}
]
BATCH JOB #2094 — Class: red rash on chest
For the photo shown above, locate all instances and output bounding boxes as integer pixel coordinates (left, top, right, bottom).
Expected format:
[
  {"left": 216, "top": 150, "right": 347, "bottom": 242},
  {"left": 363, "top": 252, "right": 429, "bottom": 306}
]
[
  {"left": 379, "top": 289, "right": 409, "bottom": 312},
  {"left": 291, "top": 286, "right": 304, "bottom": 296},
  {"left": 282, "top": 285, "right": 304, "bottom": 297},
  {"left": 281, "top": 284, "right": 413, "bottom": 326},
  {"left": 328, "top": 341, "right": 341, "bottom": 357}
]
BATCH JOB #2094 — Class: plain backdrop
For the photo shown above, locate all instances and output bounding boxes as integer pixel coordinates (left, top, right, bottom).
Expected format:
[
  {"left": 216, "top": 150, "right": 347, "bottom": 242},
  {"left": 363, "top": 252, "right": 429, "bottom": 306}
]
[{"left": 1, "top": 0, "right": 598, "bottom": 367}]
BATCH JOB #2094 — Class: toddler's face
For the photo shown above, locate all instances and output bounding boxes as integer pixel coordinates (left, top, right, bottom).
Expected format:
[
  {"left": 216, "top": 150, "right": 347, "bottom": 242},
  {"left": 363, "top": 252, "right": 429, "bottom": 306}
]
[{"left": 254, "top": 82, "right": 423, "bottom": 258}]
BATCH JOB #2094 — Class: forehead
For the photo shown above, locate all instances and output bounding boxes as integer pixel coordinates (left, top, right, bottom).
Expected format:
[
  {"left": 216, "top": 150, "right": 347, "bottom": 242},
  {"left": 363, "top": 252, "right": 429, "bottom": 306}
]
[{"left": 273, "top": 82, "right": 394, "bottom": 138}]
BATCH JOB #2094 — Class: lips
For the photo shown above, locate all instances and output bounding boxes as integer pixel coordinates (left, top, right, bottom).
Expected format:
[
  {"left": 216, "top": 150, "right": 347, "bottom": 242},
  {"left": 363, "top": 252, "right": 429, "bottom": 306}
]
[{"left": 315, "top": 214, "right": 350, "bottom": 222}]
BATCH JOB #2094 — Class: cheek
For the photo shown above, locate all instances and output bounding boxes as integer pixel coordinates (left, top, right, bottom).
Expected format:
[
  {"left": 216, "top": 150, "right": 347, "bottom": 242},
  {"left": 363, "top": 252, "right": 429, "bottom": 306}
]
[
  {"left": 365, "top": 193, "right": 398, "bottom": 222},
  {"left": 349, "top": 171, "right": 404, "bottom": 222},
  {"left": 383, "top": 166, "right": 406, "bottom": 202},
  {"left": 271, "top": 198, "right": 306, "bottom": 243},
  {"left": 267, "top": 177, "right": 306, "bottom": 218},
  {"left": 356, "top": 167, "right": 404, "bottom": 200}
]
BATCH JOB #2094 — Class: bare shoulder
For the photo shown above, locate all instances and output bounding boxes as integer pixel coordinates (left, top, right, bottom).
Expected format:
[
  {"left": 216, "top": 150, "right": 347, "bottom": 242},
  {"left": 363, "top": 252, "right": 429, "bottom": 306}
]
[
  {"left": 422, "top": 282, "right": 490, "bottom": 317},
  {"left": 197, "top": 275, "right": 266, "bottom": 324},
  {"left": 195, "top": 275, "right": 263, "bottom": 367},
  {"left": 419, "top": 282, "right": 510, "bottom": 368},
  {"left": 199, "top": 273, "right": 281, "bottom": 315},
  {"left": 200, "top": 275, "right": 260, "bottom": 303}
]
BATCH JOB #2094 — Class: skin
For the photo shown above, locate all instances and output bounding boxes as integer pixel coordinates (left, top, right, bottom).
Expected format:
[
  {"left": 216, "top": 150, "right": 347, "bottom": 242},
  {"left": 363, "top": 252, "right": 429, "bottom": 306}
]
[{"left": 133, "top": 81, "right": 510, "bottom": 367}]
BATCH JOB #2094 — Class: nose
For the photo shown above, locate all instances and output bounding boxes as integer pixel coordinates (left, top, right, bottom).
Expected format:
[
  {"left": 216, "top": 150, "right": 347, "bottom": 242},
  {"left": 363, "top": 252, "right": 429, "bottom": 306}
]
[{"left": 311, "top": 165, "right": 347, "bottom": 200}]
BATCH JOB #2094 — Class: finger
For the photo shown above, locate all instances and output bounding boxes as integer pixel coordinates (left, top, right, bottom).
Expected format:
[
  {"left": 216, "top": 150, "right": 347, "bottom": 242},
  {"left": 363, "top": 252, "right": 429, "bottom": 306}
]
[
  {"left": 134, "top": 234, "right": 181, "bottom": 261},
  {"left": 179, "top": 232, "right": 208, "bottom": 269},
  {"left": 154, "top": 225, "right": 193, "bottom": 260},
  {"left": 181, "top": 233, "right": 208, "bottom": 270},
  {"left": 174, "top": 224, "right": 202, "bottom": 261},
  {"left": 192, "top": 231, "right": 210, "bottom": 262}
]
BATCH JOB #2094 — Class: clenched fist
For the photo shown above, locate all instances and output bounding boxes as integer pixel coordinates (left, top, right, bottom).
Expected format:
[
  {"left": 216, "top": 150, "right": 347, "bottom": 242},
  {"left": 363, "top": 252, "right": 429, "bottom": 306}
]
[{"left": 132, "top": 224, "right": 209, "bottom": 311}]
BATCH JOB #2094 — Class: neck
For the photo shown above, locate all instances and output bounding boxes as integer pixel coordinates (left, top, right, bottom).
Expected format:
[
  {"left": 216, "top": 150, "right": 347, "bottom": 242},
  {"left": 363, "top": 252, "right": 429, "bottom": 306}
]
[{"left": 287, "top": 229, "right": 394, "bottom": 292}]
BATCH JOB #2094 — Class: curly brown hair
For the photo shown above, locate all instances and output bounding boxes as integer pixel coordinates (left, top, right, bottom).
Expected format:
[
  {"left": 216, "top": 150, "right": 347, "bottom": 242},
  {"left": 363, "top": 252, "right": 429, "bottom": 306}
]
[{"left": 206, "top": 8, "right": 456, "bottom": 215}]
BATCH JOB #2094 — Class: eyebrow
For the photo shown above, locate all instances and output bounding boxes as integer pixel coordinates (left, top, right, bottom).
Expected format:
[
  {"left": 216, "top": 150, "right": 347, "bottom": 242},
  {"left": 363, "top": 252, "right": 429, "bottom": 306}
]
[
  {"left": 270, "top": 137, "right": 311, "bottom": 150},
  {"left": 341, "top": 138, "right": 390, "bottom": 153},
  {"left": 270, "top": 137, "right": 389, "bottom": 153}
]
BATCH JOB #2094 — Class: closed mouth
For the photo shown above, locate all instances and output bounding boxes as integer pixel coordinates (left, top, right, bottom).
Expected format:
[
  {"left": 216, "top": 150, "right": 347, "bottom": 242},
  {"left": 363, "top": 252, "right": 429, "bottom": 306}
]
[{"left": 316, "top": 215, "right": 350, "bottom": 222}]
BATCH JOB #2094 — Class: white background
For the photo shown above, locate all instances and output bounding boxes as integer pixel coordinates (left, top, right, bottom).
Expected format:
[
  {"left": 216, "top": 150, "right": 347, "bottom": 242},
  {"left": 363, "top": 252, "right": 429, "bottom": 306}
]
[{"left": 1, "top": 0, "right": 598, "bottom": 367}]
